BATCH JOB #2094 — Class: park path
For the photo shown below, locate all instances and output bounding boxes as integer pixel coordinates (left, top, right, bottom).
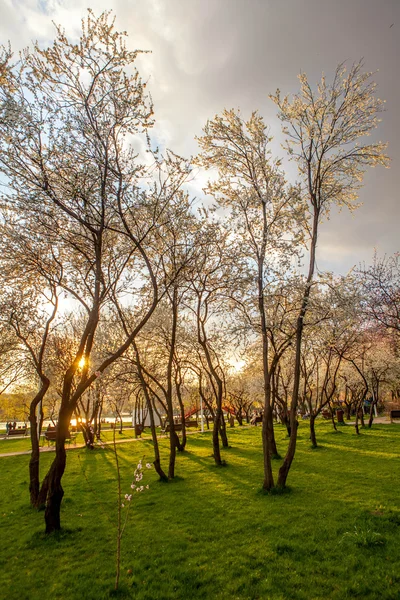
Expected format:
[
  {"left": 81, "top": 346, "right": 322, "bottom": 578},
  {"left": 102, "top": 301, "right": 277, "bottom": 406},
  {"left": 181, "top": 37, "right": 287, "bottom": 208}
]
[
  {"left": 0, "top": 433, "right": 158, "bottom": 459},
  {"left": 0, "top": 418, "right": 395, "bottom": 459},
  {"left": 0, "top": 428, "right": 208, "bottom": 458}
]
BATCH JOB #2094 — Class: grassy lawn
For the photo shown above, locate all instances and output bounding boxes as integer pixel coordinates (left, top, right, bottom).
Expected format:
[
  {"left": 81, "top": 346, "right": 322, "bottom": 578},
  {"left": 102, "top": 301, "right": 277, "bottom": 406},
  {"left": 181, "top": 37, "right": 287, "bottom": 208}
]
[{"left": 0, "top": 422, "right": 399, "bottom": 599}]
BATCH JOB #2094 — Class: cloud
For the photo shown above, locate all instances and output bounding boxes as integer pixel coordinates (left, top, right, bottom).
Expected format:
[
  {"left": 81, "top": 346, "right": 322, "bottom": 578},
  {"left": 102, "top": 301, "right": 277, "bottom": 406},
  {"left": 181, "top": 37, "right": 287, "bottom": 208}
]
[{"left": 1, "top": 0, "right": 399, "bottom": 274}]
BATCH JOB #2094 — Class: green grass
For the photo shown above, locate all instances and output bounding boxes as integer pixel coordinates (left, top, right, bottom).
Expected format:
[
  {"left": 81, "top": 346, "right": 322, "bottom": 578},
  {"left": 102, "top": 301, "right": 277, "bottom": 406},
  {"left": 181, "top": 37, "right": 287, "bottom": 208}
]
[{"left": 0, "top": 422, "right": 399, "bottom": 599}]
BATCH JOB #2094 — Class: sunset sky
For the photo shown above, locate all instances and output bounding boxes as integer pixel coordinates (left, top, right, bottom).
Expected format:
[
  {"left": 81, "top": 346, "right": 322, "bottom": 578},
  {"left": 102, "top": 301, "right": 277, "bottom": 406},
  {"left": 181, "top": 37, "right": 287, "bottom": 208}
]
[{"left": 1, "top": 0, "right": 399, "bottom": 274}]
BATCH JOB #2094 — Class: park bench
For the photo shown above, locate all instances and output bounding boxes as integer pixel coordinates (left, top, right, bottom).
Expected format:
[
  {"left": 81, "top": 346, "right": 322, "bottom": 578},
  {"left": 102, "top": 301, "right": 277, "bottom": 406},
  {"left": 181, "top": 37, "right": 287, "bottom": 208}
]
[
  {"left": 322, "top": 410, "right": 331, "bottom": 420},
  {"left": 251, "top": 415, "right": 263, "bottom": 425},
  {"left": 161, "top": 419, "right": 199, "bottom": 434},
  {"left": 390, "top": 409, "right": 400, "bottom": 423},
  {"left": 44, "top": 430, "right": 57, "bottom": 443},
  {"left": 44, "top": 429, "right": 76, "bottom": 444},
  {"left": 7, "top": 428, "right": 28, "bottom": 437},
  {"left": 163, "top": 423, "right": 183, "bottom": 433},
  {"left": 163, "top": 420, "right": 199, "bottom": 433}
]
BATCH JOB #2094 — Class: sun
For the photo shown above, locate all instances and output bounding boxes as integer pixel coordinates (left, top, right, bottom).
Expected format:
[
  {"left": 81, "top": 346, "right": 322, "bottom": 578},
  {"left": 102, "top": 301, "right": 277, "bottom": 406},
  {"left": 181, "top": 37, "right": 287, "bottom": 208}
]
[
  {"left": 78, "top": 357, "right": 86, "bottom": 369},
  {"left": 229, "top": 358, "right": 246, "bottom": 373}
]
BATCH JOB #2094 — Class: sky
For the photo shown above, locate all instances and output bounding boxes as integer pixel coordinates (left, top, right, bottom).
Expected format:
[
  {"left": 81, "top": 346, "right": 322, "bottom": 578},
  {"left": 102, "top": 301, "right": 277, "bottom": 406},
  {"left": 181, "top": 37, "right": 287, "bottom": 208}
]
[{"left": 1, "top": 0, "right": 399, "bottom": 274}]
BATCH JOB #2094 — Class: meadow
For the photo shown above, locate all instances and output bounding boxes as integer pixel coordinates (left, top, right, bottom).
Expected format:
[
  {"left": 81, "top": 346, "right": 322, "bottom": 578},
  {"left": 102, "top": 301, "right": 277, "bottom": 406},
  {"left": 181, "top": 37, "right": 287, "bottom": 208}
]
[{"left": 1, "top": 422, "right": 399, "bottom": 600}]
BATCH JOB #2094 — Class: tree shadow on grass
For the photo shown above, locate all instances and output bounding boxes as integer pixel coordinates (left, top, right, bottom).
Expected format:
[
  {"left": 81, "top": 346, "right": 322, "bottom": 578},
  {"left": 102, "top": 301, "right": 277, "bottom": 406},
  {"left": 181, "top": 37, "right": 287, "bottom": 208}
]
[{"left": 27, "top": 526, "right": 84, "bottom": 548}]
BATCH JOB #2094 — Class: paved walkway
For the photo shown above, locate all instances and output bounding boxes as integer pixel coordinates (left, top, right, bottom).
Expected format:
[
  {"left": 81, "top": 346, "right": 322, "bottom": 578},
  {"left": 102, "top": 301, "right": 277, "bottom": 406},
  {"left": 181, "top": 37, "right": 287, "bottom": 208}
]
[
  {"left": 0, "top": 434, "right": 159, "bottom": 458},
  {"left": 0, "top": 418, "right": 396, "bottom": 459},
  {"left": 0, "top": 428, "right": 207, "bottom": 458}
]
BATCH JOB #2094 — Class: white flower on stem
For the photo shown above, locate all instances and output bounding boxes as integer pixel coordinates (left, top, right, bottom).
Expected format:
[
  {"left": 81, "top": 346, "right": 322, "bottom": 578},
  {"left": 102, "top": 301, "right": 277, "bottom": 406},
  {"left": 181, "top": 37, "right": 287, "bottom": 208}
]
[
  {"left": 146, "top": 463, "right": 152, "bottom": 469},
  {"left": 131, "top": 484, "right": 136, "bottom": 489},
  {"left": 121, "top": 503, "right": 125, "bottom": 508}
]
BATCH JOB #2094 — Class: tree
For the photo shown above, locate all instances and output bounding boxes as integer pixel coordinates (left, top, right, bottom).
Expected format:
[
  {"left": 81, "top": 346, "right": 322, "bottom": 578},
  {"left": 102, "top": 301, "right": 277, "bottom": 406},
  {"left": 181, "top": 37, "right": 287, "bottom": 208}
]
[
  {"left": 300, "top": 281, "right": 360, "bottom": 446},
  {"left": 358, "top": 252, "right": 400, "bottom": 335},
  {"left": 270, "top": 61, "right": 389, "bottom": 488},
  {"left": 0, "top": 11, "right": 189, "bottom": 532},
  {"left": 197, "top": 108, "right": 303, "bottom": 489},
  {"left": 0, "top": 222, "right": 64, "bottom": 506},
  {"left": 226, "top": 379, "right": 254, "bottom": 426},
  {"left": 187, "top": 222, "right": 233, "bottom": 465}
]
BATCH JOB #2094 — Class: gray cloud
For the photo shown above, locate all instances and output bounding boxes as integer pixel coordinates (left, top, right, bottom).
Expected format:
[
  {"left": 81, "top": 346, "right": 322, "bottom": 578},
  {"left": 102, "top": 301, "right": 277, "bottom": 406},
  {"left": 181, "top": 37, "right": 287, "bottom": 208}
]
[{"left": 1, "top": 0, "right": 398, "bottom": 273}]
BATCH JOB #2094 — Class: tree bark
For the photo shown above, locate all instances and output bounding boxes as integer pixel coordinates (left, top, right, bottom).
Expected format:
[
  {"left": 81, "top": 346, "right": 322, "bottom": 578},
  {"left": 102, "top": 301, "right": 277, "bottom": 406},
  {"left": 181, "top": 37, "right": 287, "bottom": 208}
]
[
  {"left": 133, "top": 342, "right": 168, "bottom": 481},
  {"left": 44, "top": 407, "right": 71, "bottom": 533},
  {"left": 219, "top": 413, "right": 229, "bottom": 447},
  {"left": 277, "top": 208, "right": 319, "bottom": 489},
  {"left": 309, "top": 414, "right": 317, "bottom": 447},
  {"left": 146, "top": 396, "right": 167, "bottom": 481},
  {"left": 28, "top": 379, "right": 50, "bottom": 507},
  {"left": 212, "top": 410, "right": 223, "bottom": 464},
  {"left": 368, "top": 383, "right": 378, "bottom": 428},
  {"left": 175, "top": 367, "right": 187, "bottom": 451},
  {"left": 197, "top": 305, "right": 227, "bottom": 465},
  {"left": 259, "top": 264, "right": 275, "bottom": 489}
]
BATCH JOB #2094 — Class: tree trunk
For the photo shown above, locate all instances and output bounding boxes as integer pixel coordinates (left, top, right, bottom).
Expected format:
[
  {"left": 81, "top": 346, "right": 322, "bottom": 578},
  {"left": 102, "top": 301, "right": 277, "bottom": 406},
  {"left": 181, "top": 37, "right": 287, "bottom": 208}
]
[
  {"left": 146, "top": 396, "right": 167, "bottom": 481},
  {"left": 281, "top": 408, "right": 291, "bottom": 436},
  {"left": 96, "top": 401, "right": 103, "bottom": 440},
  {"left": 29, "top": 412, "right": 41, "bottom": 506},
  {"left": 259, "top": 293, "right": 275, "bottom": 489},
  {"left": 81, "top": 423, "right": 95, "bottom": 449},
  {"left": 37, "top": 471, "right": 50, "bottom": 507},
  {"left": 268, "top": 411, "right": 279, "bottom": 457},
  {"left": 277, "top": 209, "right": 319, "bottom": 489},
  {"left": 355, "top": 404, "right": 360, "bottom": 435},
  {"left": 219, "top": 413, "right": 229, "bottom": 447},
  {"left": 197, "top": 313, "right": 227, "bottom": 465},
  {"left": 368, "top": 386, "right": 378, "bottom": 428},
  {"left": 44, "top": 409, "right": 70, "bottom": 533},
  {"left": 309, "top": 414, "right": 317, "bottom": 447},
  {"left": 28, "top": 379, "right": 50, "bottom": 507},
  {"left": 212, "top": 411, "right": 222, "bottom": 465},
  {"left": 175, "top": 372, "right": 187, "bottom": 451},
  {"left": 166, "top": 290, "right": 180, "bottom": 476},
  {"left": 133, "top": 342, "right": 168, "bottom": 481}
]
